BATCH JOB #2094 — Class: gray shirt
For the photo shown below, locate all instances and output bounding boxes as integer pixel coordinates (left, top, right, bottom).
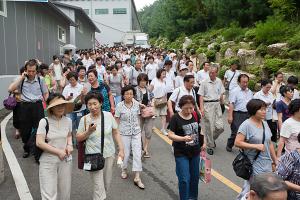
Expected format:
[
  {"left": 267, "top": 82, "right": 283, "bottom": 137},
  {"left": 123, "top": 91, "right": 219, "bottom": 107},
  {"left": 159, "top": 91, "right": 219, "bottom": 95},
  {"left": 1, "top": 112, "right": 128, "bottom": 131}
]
[
  {"left": 229, "top": 86, "right": 253, "bottom": 112},
  {"left": 198, "top": 77, "right": 225, "bottom": 101},
  {"left": 238, "top": 119, "right": 272, "bottom": 176},
  {"left": 19, "top": 76, "right": 48, "bottom": 102},
  {"left": 108, "top": 74, "right": 122, "bottom": 96}
]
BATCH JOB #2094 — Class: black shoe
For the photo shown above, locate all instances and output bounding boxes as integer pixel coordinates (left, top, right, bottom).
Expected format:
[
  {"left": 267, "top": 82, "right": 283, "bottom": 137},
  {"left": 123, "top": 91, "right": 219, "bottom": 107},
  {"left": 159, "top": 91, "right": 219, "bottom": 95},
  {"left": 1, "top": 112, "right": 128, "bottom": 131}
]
[
  {"left": 23, "top": 152, "right": 30, "bottom": 158},
  {"left": 207, "top": 148, "right": 214, "bottom": 155},
  {"left": 226, "top": 146, "right": 232, "bottom": 152},
  {"left": 214, "top": 141, "right": 216, "bottom": 148}
]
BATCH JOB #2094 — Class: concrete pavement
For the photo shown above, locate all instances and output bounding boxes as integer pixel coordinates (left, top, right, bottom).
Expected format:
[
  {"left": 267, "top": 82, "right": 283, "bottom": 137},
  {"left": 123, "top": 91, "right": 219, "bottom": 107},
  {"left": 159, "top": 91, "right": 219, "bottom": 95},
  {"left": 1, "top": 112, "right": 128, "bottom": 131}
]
[{"left": 1, "top": 111, "right": 244, "bottom": 200}]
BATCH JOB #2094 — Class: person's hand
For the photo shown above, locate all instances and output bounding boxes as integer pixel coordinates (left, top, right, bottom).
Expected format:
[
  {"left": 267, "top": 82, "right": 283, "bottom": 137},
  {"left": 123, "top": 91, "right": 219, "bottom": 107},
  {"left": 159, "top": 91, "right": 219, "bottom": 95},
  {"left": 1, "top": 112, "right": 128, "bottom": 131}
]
[
  {"left": 21, "top": 71, "right": 28, "bottom": 79},
  {"left": 256, "top": 144, "right": 265, "bottom": 152},
  {"left": 169, "top": 111, "right": 174, "bottom": 118},
  {"left": 118, "top": 148, "right": 125, "bottom": 160},
  {"left": 110, "top": 107, "right": 115, "bottom": 115},
  {"left": 182, "top": 135, "right": 193, "bottom": 142},
  {"left": 227, "top": 116, "right": 233, "bottom": 124},
  {"left": 81, "top": 87, "right": 88, "bottom": 95},
  {"left": 201, "top": 142, "right": 207, "bottom": 151},
  {"left": 66, "top": 96, "right": 73, "bottom": 101},
  {"left": 200, "top": 109, "right": 204, "bottom": 117},
  {"left": 87, "top": 124, "right": 97, "bottom": 134},
  {"left": 65, "top": 145, "right": 73, "bottom": 156},
  {"left": 57, "top": 149, "right": 67, "bottom": 161}
]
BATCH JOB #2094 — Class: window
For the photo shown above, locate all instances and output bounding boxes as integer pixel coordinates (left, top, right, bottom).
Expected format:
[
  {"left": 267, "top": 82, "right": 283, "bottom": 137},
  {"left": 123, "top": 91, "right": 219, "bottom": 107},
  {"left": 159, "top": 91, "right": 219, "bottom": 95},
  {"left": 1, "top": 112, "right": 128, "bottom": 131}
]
[
  {"left": 113, "top": 8, "right": 127, "bottom": 14},
  {"left": 95, "top": 9, "right": 109, "bottom": 15},
  {"left": 83, "top": 9, "right": 89, "bottom": 15},
  {"left": 58, "top": 26, "right": 66, "bottom": 43},
  {"left": 0, "top": 0, "right": 7, "bottom": 17},
  {"left": 77, "top": 20, "right": 83, "bottom": 33}
]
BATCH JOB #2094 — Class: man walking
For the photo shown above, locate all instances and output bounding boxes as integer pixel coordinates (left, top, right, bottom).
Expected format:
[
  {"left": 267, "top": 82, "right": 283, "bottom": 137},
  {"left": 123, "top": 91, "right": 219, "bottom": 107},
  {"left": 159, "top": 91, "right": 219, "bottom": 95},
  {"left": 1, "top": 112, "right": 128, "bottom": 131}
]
[
  {"left": 226, "top": 74, "right": 253, "bottom": 152},
  {"left": 198, "top": 66, "right": 225, "bottom": 155},
  {"left": 8, "top": 59, "right": 49, "bottom": 158}
]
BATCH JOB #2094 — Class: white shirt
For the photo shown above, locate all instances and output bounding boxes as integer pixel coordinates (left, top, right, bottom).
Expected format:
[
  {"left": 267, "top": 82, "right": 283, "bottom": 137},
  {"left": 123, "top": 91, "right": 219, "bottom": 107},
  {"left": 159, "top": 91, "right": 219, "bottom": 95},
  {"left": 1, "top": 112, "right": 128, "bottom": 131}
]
[
  {"left": 169, "top": 86, "right": 197, "bottom": 112},
  {"left": 174, "top": 76, "right": 184, "bottom": 88},
  {"left": 171, "top": 60, "right": 178, "bottom": 72},
  {"left": 224, "top": 69, "right": 240, "bottom": 91},
  {"left": 197, "top": 69, "right": 209, "bottom": 84},
  {"left": 96, "top": 65, "right": 107, "bottom": 81},
  {"left": 293, "top": 89, "right": 300, "bottom": 100},
  {"left": 280, "top": 117, "right": 300, "bottom": 153},
  {"left": 229, "top": 86, "right": 253, "bottom": 112},
  {"left": 145, "top": 63, "right": 159, "bottom": 80},
  {"left": 150, "top": 78, "right": 167, "bottom": 98},
  {"left": 253, "top": 90, "right": 274, "bottom": 120},
  {"left": 165, "top": 70, "right": 175, "bottom": 93},
  {"left": 62, "top": 83, "right": 83, "bottom": 101},
  {"left": 122, "top": 65, "right": 134, "bottom": 80},
  {"left": 82, "top": 58, "right": 94, "bottom": 70}
]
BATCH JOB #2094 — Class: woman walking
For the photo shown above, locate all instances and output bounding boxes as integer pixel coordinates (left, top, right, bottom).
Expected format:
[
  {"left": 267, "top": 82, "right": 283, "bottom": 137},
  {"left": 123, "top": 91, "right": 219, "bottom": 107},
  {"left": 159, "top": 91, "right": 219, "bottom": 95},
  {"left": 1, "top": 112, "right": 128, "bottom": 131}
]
[
  {"left": 115, "top": 85, "right": 145, "bottom": 189},
  {"left": 36, "top": 93, "right": 74, "bottom": 200},
  {"left": 234, "top": 99, "right": 277, "bottom": 200},
  {"left": 76, "top": 92, "right": 124, "bottom": 200},
  {"left": 168, "top": 95, "right": 204, "bottom": 200}
]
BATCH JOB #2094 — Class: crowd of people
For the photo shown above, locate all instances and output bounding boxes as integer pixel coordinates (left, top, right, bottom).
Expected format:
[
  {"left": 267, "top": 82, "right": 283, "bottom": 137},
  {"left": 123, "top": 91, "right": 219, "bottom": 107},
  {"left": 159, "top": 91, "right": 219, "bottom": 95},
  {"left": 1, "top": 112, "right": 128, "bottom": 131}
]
[{"left": 7, "top": 46, "right": 300, "bottom": 200}]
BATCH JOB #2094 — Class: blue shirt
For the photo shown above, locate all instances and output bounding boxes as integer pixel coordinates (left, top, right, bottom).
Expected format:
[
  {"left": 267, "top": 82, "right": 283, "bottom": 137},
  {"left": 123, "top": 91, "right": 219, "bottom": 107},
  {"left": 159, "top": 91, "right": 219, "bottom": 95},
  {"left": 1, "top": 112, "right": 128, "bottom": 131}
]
[
  {"left": 276, "top": 100, "right": 291, "bottom": 122},
  {"left": 229, "top": 86, "right": 253, "bottom": 112},
  {"left": 19, "top": 76, "right": 48, "bottom": 102}
]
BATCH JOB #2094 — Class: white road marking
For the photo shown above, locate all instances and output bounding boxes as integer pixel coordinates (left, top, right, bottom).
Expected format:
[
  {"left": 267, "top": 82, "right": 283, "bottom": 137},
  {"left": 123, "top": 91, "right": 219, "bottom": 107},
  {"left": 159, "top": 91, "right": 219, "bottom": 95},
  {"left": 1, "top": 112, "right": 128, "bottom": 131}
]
[{"left": 1, "top": 113, "right": 33, "bottom": 200}]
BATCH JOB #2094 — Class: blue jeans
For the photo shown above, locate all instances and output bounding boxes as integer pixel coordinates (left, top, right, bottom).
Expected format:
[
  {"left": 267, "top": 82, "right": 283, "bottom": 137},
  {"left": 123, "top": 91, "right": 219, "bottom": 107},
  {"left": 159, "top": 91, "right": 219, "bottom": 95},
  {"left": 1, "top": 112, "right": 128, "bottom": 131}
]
[
  {"left": 175, "top": 155, "right": 200, "bottom": 200},
  {"left": 67, "top": 111, "right": 84, "bottom": 146}
]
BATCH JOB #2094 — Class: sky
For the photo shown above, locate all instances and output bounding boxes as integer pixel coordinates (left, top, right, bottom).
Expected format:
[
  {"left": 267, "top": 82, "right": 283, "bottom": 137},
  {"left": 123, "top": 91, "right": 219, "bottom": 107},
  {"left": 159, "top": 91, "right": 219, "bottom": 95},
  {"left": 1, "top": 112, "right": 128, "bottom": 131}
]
[{"left": 134, "top": 0, "right": 156, "bottom": 11}]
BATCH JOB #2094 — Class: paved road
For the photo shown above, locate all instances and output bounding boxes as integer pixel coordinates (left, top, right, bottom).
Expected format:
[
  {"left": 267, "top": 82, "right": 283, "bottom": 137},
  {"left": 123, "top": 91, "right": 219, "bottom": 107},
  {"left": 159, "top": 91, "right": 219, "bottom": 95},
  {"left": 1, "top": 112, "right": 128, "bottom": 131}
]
[{"left": 1, "top": 112, "right": 244, "bottom": 200}]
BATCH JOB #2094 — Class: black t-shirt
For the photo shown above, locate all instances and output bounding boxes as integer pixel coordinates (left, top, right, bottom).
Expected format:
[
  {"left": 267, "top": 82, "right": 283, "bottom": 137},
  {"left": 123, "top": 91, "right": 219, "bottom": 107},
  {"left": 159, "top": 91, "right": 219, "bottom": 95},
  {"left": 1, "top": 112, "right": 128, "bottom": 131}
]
[{"left": 169, "top": 113, "right": 202, "bottom": 158}]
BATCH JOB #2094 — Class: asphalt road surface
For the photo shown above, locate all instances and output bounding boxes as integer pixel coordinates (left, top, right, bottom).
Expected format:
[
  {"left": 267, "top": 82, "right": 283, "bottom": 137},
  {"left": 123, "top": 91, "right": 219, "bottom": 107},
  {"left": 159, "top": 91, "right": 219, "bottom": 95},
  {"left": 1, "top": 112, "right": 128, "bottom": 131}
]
[{"left": 1, "top": 111, "right": 244, "bottom": 200}]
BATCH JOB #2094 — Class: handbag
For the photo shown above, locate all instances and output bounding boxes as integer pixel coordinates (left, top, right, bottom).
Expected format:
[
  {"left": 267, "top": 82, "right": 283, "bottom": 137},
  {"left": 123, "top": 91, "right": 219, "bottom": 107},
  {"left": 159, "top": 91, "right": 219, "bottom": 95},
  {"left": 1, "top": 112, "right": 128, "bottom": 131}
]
[
  {"left": 78, "top": 112, "right": 105, "bottom": 171},
  {"left": 199, "top": 150, "right": 211, "bottom": 183},
  {"left": 3, "top": 93, "right": 17, "bottom": 110},
  {"left": 232, "top": 122, "right": 265, "bottom": 180},
  {"left": 154, "top": 96, "right": 167, "bottom": 108},
  {"left": 141, "top": 106, "right": 155, "bottom": 118}
]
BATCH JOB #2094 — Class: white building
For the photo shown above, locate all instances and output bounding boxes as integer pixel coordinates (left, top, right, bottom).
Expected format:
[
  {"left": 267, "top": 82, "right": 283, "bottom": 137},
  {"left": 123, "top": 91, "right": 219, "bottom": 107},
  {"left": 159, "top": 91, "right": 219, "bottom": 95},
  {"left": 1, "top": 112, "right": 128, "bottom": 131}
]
[{"left": 55, "top": 0, "right": 141, "bottom": 46}]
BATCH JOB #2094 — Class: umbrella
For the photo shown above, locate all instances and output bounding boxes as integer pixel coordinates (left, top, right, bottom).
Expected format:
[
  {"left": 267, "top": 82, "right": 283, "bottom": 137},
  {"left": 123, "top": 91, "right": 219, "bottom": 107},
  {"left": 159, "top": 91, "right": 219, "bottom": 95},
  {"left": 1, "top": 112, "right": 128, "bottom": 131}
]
[{"left": 63, "top": 44, "right": 77, "bottom": 50}]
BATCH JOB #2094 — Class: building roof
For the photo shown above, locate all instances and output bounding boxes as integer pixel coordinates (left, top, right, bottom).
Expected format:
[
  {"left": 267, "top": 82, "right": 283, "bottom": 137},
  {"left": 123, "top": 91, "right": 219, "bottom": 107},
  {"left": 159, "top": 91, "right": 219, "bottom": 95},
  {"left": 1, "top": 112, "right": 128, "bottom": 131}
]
[
  {"left": 130, "top": 0, "right": 142, "bottom": 31},
  {"left": 52, "top": 1, "right": 101, "bottom": 33},
  {"left": 45, "top": 1, "right": 77, "bottom": 26}
]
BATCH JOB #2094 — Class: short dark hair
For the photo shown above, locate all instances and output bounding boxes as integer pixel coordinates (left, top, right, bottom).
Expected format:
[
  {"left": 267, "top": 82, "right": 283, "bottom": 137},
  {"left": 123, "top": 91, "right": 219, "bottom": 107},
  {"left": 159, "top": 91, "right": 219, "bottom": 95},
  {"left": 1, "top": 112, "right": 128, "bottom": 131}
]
[
  {"left": 137, "top": 73, "right": 149, "bottom": 85},
  {"left": 47, "top": 93, "right": 65, "bottom": 115},
  {"left": 156, "top": 68, "right": 166, "bottom": 79},
  {"left": 279, "top": 85, "right": 293, "bottom": 97},
  {"left": 238, "top": 74, "right": 249, "bottom": 83},
  {"left": 24, "top": 59, "right": 38, "bottom": 70},
  {"left": 184, "top": 74, "right": 195, "bottom": 82},
  {"left": 125, "top": 58, "right": 131, "bottom": 64},
  {"left": 148, "top": 56, "right": 154, "bottom": 61},
  {"left": 261, "top": 79, "right": 272, "bottom": 87},
  {"left": 52, "top": 55, "right": 59, "bottom": 61},
  {"left": 86, "top": 69, "right": 98, "bottom": 78},
  {"left": 287, "top": 75, "right": 298, "bottom": 85},
  {"left": 250, "top": 173, "right": 287, "bottom": 199},
  {"left": 186, "top": 60, "right": 193, "bottom": 66},
  {"left": 178, "top": 95, "right": 195, "bottom": 108},
  {"left": 202, "top": 61, "right": 210, "bottom": 67},
  {"left": 77, "top": 66, "right": 86, "bottom": 73},
  {"left": 121, "top": 85, "right": 136, "bottom": 97},
  {"left": 39, "top": 63, "right": 49, "bottom": 71},
  {"left": 246, "top": 99, "right": 267, "bottom": 116},
  {"left": 62, "top": 66, "right": 70, "bottom": 74},
  {"left": 288, "top": 99, "right": 300, "bottom": 115},
  {"left": 66, "top": 71, "right": 78, "bottom": 81},
  {"left": 275, "top": 72, "right": 283, "bottom": 78},
  {"left": 85, "top": 92, "right": 103, "bottom": 104},
  {"left": 88, "top": 65, "right": 96, "bottom": 71},
  {"left": 164, "top": 60, "right": 172, "bottom": 66},
  {"left": 96, "top": 57, "right": 102, "bottom": 62}
]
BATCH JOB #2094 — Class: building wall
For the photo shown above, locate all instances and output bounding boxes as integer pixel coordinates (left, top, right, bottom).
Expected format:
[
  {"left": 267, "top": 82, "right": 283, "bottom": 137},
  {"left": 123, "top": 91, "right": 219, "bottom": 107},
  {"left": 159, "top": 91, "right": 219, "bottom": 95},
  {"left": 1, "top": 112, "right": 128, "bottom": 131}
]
[
  {"left": 0, "top": 1, "right": 70, "bottom": 76},
  {"left": 56, "top": 6, "right": 76, "bottom": 45},
  {"left": 74, "top": 11, "right": 95, "bottom": 49}
]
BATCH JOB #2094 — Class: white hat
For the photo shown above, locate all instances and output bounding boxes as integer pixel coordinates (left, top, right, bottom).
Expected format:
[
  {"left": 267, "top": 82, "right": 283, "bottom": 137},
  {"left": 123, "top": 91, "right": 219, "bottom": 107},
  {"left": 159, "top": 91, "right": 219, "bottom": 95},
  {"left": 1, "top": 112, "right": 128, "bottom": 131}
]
[{"left": 179, "top": 64, "right": 188, "bottom": 71}]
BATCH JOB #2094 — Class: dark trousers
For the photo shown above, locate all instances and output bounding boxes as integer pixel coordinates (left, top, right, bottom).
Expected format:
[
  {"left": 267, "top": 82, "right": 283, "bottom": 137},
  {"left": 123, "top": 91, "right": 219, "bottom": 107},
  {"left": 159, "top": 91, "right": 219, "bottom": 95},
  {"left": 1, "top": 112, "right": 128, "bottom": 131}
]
[
  {"left": 227, "top": 111, "right": 249, "bottom": 148},
  {"left": 19, "top": 101, "right": 44, "bottom": 152},
  {"left": 13, "top": 102, "right": 21, "bottom": 129},
  {"left": 267, "top": 120, "right": 278, "bottom": 142}
]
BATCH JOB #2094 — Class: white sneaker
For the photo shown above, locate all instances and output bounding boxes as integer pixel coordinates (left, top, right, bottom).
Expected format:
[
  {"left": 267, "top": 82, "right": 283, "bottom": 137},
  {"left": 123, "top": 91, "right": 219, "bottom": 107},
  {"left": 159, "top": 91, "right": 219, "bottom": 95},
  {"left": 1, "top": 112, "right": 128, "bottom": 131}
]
[{"left": 161, "top": 129, "right": 168, "bottom": 136}]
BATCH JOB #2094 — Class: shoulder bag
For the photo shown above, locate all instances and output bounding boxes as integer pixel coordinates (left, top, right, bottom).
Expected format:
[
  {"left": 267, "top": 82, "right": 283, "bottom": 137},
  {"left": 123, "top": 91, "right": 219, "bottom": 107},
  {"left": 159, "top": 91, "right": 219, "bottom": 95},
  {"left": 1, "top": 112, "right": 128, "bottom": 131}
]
[
  {"left": 225, "top": 71, "right": 236, "bottom": 91},
  {"left": 232, "top": 122, "right": 265, "bottom": 180}
]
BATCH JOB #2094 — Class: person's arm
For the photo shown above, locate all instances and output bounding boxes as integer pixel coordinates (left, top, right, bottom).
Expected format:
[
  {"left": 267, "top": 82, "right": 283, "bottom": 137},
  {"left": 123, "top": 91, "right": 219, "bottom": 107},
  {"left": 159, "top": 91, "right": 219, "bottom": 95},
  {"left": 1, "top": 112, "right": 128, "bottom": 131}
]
[
  {"left": 276, "top": 136, "right": 287, "bottom": 159},
  {"left": 8, "top": 74, "right": 25, "bottom": 93},
  {"left": 36, "top": 134, "right": 67, "bottom": 160},
  {"left": 234, "top": 133, "right": 265, "bottom": 151},
  {"left": 271, "top": 81, "right": 278, "bottom": 95},
  {"left": 148, "top": 84, "right": 154, "bottom": 92},
  {"left": 167, "top": 100, "right": 174, "bottom": 117},
  {"left": 199, "top": 95, "right": 204, "bottom": 117},
  {"left": 108, "top": 91, "right": 115, "bottom": 114},
  {"left": 168, "top": 130, "right": 193, "bottom": 142},
  {"left": 227, "top": 103, "right": 234, "bottom": 124},
  {"left": 65, "top": 132, "right": 73, "bottom": 156},
  {"left": 76, "top": 123, "right": 96, "bottom": 142},
  {"left": 269, "top": 141, "right": 277, "bottom": 165},
  {"left": 112, "top": 128, "right": 124, "bottom": 160},
  {"left": 277, "top": 112, "right": 283, "bottom": 130},
  {"left": 285, "top": 181, "right": 300, "bottom": 192}
]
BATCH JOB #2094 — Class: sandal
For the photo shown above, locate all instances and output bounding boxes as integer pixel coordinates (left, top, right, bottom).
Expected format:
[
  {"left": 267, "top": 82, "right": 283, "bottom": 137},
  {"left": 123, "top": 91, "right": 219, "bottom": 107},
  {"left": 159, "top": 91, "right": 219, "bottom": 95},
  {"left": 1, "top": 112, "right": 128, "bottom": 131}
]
[
  {"left": 134, "top": 178, "right": 145, "bottom": 189},
  {"left": 121, "top": 170, "right": 128, "bottom": 179}
]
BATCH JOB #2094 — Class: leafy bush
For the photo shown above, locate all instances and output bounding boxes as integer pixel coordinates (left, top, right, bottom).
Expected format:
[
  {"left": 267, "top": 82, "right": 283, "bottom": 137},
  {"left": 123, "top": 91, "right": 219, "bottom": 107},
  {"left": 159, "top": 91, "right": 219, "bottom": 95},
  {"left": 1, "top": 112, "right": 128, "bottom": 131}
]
[
  {"left": 218, "top": 66, "right": 229, "bottom": 79},
  {"left": 206, "top": 50, "right": 216, "bottom": 62},
  {"left": 196, "top": 47, "right": 207, "bottom": 54},
  {"left": 245, "top": 28, "right": 256, "bottom": 41},
  {"left": 286, "top": 61, "right": 300, "bottom": 71},
  {"left": 247, "top": 65, "right": 262, "bottom": 76},
  {"left": 222, "top": 23, "right": 246, "bottom": 41},
  {"left": 256, "top": 44, "right": 268, "bottom": 57},
  {"left": 264, "top": 58, "right": 287, "bottom": 74},
  {"left": 288, "top": 32, "right": 300, "bottom": 49},
  {"left": 254, "top": 17, "right": 291, "bottom": 45},
  {"left": 288, "top": 50, "right": 300, "bottom": 60},
  {"left": 248, "top": 79, "right": 257, "bottom": 91},
  {"left": 220, "top": 57, "right": 239, "bottom": 67}
]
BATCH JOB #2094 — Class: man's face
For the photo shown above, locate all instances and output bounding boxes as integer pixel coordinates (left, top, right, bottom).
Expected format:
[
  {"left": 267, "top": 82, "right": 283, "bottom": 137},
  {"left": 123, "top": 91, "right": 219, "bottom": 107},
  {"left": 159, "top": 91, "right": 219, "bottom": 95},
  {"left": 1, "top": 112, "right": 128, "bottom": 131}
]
[
  {"left": 250, "top": 190, "right": 287, "bottom": 200},
  {"left": 204, "top": 63, "right": 210, "bottom": 71},
  {"left": 239, "top": 77, "right": 249, "bottom": 90},
  {"left": 209, "top": 68, "right": 218, "bottom": 81},
  {"left": 185, "top": 78, "right": 195, "bottom": 90},
  {"left": 26, "top": 65, "right": 37, "bottom": 79}
]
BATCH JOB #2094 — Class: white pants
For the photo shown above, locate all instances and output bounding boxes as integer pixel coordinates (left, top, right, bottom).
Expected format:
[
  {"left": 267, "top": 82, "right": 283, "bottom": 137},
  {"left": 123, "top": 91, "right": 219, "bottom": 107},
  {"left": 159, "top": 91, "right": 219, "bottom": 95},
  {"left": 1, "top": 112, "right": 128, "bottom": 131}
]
[
  {"left": 236, "top": 180, "right": 250, "bottom": 200},
  {"left": 39, "top": 160, "right": 72, "bottom": 200},
  {"left": 103, "top": 156, "right": 115, "bottom": 191},
  {"left": 121, "top": 134, "right": 142, "bottom": 172},
  {"left": 89, "top": 170, "right": 106, "bottom": 200}
]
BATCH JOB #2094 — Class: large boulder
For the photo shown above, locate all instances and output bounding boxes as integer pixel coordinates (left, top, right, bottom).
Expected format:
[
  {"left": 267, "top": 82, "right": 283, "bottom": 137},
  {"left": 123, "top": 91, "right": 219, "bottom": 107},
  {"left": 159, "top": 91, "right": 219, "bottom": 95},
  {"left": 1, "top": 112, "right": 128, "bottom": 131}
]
[
  {"left": 215, "top": 52, "right": 222, "bottom": 63},
  {"left": 198, "top": 53, "right": 208, "bottom": 66},
  {"left": 237, "top": 49, "right": 257, "bottom": 68},
  {"left": 182, "top": 37, "right": 192, "bottom": 53},
  {"left": 207, "top": 42, "right": 217, "bottom": 50},
  {"left": 224, "top": 48, "right": 235, "bottom": 58},
  {"left": 267, "top": 43, "right": 288, "bottom": 56}
]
